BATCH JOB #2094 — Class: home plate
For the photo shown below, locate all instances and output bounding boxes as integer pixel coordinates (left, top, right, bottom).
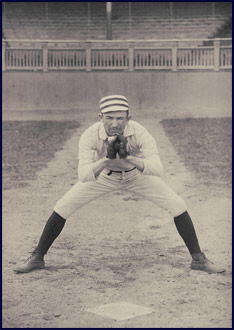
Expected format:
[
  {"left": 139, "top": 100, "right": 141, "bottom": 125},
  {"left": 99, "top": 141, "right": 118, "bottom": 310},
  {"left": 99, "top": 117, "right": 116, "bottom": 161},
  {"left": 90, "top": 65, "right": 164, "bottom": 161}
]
[{"left": 86, "top": 301, "right": 153, "bottom": 321}]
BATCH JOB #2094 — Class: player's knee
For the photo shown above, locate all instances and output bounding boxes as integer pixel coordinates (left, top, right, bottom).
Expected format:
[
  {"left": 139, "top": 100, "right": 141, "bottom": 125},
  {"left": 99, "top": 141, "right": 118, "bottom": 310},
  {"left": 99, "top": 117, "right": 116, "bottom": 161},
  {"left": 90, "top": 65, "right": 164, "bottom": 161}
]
[
  {"left": 169, "top": 196, "right": 187, "bottom": 217},
  {"left": 54, "top": 198, "right": 71, "bottom": 219}
]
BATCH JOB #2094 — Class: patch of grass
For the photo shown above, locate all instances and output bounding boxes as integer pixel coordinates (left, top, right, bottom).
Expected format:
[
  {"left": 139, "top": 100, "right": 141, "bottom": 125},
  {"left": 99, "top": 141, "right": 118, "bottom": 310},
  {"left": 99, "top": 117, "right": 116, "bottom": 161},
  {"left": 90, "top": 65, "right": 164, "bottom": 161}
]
[
  {"left": 2, "top": 121, "right": 80, "bottom": 190},
  {"left": 161, "top": 118, "right": 232, "bottom": 188}
]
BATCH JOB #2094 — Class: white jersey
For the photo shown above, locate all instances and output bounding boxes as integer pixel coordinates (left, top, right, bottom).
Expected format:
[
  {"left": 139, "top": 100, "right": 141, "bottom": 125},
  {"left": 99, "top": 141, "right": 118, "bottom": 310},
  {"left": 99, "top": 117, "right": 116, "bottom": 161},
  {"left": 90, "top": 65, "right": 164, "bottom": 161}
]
[{"left": 78, "top": 120, "right": 161, "bottom": 182}]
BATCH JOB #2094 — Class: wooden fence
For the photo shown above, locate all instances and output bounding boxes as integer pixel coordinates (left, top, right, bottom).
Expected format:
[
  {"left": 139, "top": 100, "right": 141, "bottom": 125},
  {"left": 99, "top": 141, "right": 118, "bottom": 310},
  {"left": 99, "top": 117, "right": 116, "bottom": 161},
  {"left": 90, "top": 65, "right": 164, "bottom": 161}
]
[{"left": 2, "top": 38, "right": 232, "bottom": 72}]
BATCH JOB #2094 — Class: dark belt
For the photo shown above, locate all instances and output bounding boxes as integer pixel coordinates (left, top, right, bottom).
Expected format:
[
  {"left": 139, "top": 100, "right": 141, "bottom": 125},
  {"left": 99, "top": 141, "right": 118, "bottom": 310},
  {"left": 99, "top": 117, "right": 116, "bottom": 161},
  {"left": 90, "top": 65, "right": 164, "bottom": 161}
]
[{"left": 106, "top": 167, "right": 136, "bottom": 176}]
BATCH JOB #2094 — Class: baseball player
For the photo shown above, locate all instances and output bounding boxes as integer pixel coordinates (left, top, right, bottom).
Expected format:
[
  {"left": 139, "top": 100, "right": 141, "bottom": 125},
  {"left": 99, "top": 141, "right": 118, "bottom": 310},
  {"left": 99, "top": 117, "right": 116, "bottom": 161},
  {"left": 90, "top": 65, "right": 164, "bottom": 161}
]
[{"left": 14, "top": 95, "right": 225, "bottom": 274}]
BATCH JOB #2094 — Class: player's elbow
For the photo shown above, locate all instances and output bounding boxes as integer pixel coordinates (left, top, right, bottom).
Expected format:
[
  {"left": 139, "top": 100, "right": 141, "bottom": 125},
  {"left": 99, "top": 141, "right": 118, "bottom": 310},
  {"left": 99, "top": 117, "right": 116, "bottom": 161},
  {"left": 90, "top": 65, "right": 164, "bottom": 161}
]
[
  {"left": 78, "top": 173, "right": 88, "bottom": 183},
  {"left": 151, "top": 156, "right": 164, "bottom": 177},
  {"left": 78, "top": 171, "right": 90, "bottom": 183},
  {"left": 142, "top": 158, "right": 164, "bottom": 177},
  {"left": 150, "top": 163, "right": 163, "bottom": 177},
  {"left": 156, "top": 161, "right": 164, "bottom": 176},
  {"left": 78, "top": 166, "right": 96, "bottom": 183}
]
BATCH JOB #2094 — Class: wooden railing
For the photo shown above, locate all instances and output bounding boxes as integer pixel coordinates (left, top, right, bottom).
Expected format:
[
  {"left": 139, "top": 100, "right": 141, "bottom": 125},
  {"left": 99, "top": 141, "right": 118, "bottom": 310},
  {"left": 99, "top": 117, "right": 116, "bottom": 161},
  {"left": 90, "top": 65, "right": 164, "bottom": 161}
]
[{"left": 2, "top": 38, "right": 232, "bottom": 72}]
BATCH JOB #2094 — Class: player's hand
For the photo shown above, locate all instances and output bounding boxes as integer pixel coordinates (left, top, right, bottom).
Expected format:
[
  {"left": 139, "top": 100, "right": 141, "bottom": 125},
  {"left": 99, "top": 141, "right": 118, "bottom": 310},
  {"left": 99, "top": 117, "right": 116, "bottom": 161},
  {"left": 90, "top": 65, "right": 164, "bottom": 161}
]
[
  {"left": 106, "top": 136, "right": 119, "bottom": 159},
  {"left": 117, "top": 135, "right": 128, "bottom": 158}
]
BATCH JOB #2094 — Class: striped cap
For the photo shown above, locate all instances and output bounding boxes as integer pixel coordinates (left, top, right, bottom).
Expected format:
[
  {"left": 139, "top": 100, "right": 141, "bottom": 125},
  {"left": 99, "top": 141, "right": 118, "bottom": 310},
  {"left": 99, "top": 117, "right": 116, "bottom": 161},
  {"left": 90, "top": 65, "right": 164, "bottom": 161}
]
[{"left": 99, "top": 95, "right": 129, "bottom": 113}]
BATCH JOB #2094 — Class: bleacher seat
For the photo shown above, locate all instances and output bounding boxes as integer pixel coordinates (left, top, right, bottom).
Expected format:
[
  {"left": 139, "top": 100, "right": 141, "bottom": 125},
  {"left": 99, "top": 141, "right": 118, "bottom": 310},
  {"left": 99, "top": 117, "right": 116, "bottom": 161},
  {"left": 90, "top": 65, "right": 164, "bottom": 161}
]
[{"left": 2, "top": 2, "right": 232, "bottom": 41}]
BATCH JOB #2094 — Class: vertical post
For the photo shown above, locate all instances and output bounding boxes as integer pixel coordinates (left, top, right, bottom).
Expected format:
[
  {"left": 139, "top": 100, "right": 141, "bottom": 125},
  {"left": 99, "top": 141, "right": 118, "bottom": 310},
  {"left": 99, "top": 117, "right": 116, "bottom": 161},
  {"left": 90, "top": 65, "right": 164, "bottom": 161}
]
[
  {"left": 128, "top": 2, "right": 132, "bottom": 37},
  {"left": 128, "top": 42, "right": 134, "bottom": 71},
  {"left": 87, "top": 2, "right": 90, "bottom": 39},
  {"left": 42, "top": 42, "right": 48, "bottom": 72},
  {"left": 2, "top": 2, "right": 6, "bottom": 36},
  {"left": 2, "top": 40, "right": 6, "bottom": 71},
  {"left": 85, "top": 41, "right": 91, "bottom": 72},
  {"left": 214, "top": 39, "right": 220, "bottom": 71},
  {"left": 45, "top": 2, "right": 48, "bottom": 29},
  {"left": 211, "top": 2, "right": 215, "bottom": 34},
  {"left": 170, "top": 2, "right": 174, "bottom": 38},
  {"left": 172, "top": 41, "right": 178, "bottom": 71},
  {"left": 106, "top": 2, "right": 112, "bottom": 40}
]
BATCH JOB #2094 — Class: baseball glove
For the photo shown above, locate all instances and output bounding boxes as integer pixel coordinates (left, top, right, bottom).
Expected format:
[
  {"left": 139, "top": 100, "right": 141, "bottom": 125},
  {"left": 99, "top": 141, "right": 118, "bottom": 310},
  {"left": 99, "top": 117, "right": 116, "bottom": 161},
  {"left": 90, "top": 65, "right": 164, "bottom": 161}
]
[
  {"left": 106, "top": 136, "right": 119, "bottom": 159},
  {"left": 116, "top": 135, "right": 128, "bottom": 158}
]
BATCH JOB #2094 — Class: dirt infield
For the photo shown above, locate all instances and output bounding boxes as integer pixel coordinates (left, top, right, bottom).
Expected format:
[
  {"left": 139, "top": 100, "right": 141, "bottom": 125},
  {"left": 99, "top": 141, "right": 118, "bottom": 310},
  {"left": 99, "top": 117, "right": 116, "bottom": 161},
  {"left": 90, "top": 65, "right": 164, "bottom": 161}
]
[{"left": 2, "top": 114, "right": 232, "bottom": 328}]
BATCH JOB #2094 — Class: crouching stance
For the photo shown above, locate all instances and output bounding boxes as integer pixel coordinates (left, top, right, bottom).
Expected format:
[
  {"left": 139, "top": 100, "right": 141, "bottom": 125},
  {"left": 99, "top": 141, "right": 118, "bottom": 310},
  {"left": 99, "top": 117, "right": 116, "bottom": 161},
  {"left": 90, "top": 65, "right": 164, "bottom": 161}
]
[{"left": 14, "top": 95, "right": 225, "bottom": 274}]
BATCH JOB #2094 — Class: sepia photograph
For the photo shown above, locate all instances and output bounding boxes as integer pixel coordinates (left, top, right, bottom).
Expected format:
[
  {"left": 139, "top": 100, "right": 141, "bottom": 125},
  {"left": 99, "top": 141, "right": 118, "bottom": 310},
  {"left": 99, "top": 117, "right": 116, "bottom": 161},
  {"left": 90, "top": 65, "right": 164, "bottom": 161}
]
[{"left": 2, "top": 1, "right": 232, "bottom": 328}]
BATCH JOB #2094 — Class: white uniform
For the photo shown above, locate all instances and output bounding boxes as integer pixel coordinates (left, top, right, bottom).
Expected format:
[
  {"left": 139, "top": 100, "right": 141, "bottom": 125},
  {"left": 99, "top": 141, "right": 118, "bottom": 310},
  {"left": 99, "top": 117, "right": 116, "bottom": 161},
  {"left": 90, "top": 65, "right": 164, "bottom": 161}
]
[{"left": 54, "top": 120, "right": 186, "bottom": 219}]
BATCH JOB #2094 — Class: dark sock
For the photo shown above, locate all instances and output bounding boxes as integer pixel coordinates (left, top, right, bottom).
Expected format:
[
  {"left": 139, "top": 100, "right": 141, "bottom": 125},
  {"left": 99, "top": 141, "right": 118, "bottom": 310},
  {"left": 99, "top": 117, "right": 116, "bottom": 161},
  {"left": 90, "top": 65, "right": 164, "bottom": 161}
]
[
  {"left": 35, "top": 211, "right": 66, "bottom": 256},
  {"left": 174, "top": 211, "right": 201, "bottom": 255}
]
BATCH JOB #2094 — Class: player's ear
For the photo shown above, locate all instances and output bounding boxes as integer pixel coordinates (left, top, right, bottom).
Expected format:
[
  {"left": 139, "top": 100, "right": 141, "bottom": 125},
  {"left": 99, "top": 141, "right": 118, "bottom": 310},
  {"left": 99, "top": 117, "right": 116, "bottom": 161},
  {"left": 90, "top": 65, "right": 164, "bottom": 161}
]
[
  {"left": 98, "top": 113, "right": 103, "bottom": 120},
  {"left": 126, "top": 110, "right": 131, "bottom": 121}
]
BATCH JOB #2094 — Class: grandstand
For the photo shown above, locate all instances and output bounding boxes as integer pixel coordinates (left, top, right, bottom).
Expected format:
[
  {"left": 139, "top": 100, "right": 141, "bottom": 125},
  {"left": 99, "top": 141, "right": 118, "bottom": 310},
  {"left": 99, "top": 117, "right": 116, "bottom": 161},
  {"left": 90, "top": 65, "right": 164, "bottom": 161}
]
[
  {"left": 2, "top": 2, "right": 232, "bottom": 118},
  {"left": 2, "top": 2, "right": 232, "bottom": 41}
]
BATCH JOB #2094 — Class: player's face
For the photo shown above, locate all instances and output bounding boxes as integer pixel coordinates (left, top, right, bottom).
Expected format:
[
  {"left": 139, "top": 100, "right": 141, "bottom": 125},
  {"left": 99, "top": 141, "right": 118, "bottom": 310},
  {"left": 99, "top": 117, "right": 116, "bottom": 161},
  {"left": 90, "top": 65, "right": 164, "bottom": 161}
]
[{"left": 100, "top": 111, "right": 129, "bottom": 136}]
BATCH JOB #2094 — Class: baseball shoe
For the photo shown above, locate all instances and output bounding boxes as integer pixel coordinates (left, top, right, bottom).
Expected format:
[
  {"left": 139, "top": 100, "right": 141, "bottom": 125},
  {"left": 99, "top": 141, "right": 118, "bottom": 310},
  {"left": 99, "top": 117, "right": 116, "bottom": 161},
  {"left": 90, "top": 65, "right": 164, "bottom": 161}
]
[
  {"left": 191, "top": 252, "right": 226, "bottom": 274},
  {"left": 14, "top": 251, "right": 45, "bottom": 274}
]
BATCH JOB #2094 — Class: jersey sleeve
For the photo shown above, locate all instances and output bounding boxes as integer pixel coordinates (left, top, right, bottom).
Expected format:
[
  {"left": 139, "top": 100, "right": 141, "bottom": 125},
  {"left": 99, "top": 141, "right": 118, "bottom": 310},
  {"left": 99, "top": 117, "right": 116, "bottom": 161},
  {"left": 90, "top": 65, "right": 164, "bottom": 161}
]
[
  {"left": 137, "top": 129, "right": 164, "bottom": 176},
  {"left": 77, "top": 130, "right": 96, "bottom": 182}
]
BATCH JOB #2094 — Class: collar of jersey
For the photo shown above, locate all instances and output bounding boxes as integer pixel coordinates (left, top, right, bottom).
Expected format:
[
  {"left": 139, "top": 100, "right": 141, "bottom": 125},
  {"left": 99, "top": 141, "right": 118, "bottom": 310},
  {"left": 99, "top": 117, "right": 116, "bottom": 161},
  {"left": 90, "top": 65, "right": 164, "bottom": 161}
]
[{"left": 99, "top": 122, "right": 134, "bottom": 140}]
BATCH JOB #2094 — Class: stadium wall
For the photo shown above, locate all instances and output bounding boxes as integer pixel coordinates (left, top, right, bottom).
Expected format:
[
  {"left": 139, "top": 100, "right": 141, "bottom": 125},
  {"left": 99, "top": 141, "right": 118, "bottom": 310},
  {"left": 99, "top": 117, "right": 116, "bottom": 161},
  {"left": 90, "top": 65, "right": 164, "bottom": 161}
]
[{"left": 2, "top": 71, "right": 231, "bottom": 119}]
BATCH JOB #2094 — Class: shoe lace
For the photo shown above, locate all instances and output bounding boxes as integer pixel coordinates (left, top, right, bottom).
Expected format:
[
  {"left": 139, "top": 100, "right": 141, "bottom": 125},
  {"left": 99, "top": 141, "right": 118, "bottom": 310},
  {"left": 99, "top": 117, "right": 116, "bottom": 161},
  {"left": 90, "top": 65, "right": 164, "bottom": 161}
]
[
  {"left": 200, "top": 254, "right": 214, "bottom": 265},
  {"left": 193, "top": 253, "right": 214, "bottom": 264},
  {"left": 25, "top": 249, "right": 43, "bottom": 262},
  {"left": 24, "top": 254, "right": 35, "bottom": 263},
  {"left": 205, "top": 257, "right": 214, "bottom": 264}
]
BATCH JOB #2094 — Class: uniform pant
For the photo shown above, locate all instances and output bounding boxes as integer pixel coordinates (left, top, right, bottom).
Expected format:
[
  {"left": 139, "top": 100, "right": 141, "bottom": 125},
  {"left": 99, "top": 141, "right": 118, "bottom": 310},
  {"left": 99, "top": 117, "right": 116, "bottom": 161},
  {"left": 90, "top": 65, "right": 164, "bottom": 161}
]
[{"left": 54, "top": 168, "right": 187, "bottom": 219}]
